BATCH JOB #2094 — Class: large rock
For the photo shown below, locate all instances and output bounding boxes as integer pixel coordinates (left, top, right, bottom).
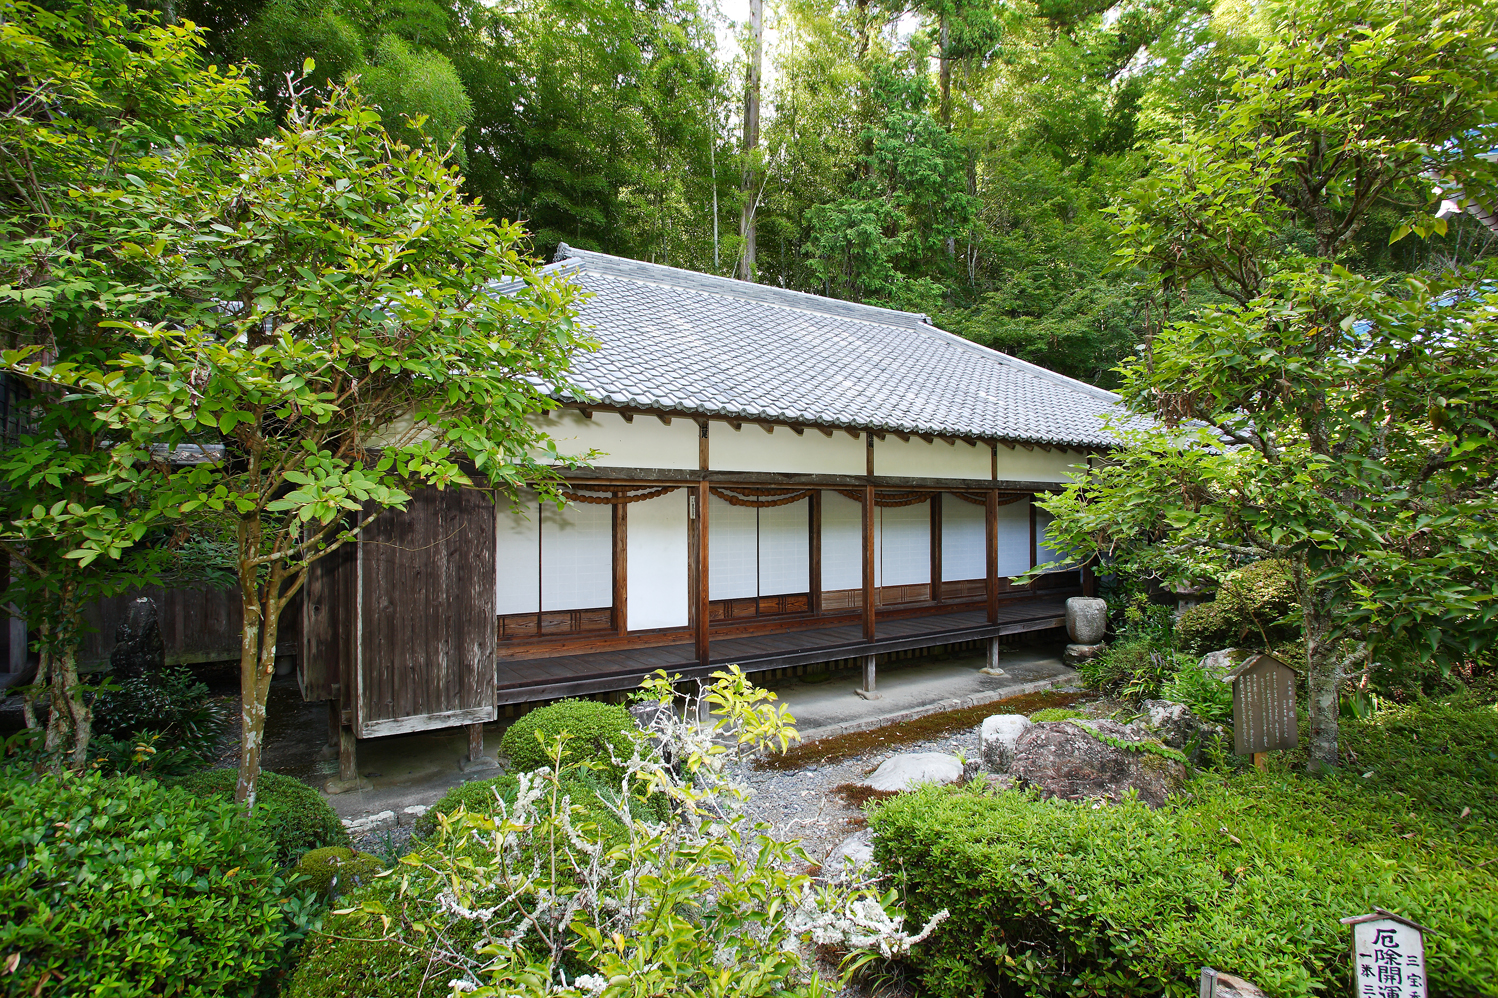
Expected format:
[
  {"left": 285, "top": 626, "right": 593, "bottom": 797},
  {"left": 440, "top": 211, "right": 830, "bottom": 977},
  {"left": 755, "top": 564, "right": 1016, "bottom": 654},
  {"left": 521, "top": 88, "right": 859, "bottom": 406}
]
[
  {"left": 1063, "top": 642, "right": 1106, "bottom": 666},
  {"left": 1009, "top": 719, "right": 1186, "bottom": 808},
  {"left": 980, "top": 714, "right": 1032, "bottom": 772},
  {"left": 1065, "top": 597, "right": 1108, "bottom": 644},
  {"left": 822, "top": 828, "right": 876, "bottom": 878},
  {"left": 110, "top": 597, "right": 164, "bottom": 680},
  {"left": 1141, "top": 699, "right": 1223, "bottom": 762},
  {"left": 865, "top": 752, "right": 964, "bottom": 793},
  {"left": 1198, "top": 648, "right": 1248, "bottom": 676}
]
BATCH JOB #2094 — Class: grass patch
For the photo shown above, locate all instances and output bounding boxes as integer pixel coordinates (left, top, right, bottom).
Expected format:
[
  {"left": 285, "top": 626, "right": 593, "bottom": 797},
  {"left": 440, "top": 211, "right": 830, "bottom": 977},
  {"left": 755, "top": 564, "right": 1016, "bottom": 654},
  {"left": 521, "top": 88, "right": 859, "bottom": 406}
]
[{"left": 758, "top": 689, "right": 1088, "bottom": 770}]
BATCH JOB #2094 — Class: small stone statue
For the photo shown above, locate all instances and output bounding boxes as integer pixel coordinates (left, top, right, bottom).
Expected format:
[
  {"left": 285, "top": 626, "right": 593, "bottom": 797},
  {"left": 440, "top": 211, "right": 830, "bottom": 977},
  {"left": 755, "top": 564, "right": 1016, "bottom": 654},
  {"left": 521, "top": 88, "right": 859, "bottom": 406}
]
[
  {"left": 110, "top": 597, "right": 165, "bottom": 680},
  {"left": 1064, "top": 596, "right": 1108, "bottom": 666}
]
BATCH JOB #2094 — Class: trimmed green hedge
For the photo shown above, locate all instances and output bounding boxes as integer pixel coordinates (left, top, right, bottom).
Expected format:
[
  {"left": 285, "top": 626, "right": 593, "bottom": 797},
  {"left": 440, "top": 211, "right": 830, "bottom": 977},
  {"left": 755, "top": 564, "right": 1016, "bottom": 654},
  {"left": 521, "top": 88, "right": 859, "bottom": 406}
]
[
  {"left": 500, "top": 698, "right": 638, "bottom": 778},
  {"left": 295, "top": 846, "right": 384, "bottom": 901},
  {"left": 174, "top": 768, "right": 348, "bottom": 865},
  {"left": 284, "top": 878, "right": 451, "bottom": 998},
  {"left": 0, "top": 770, "right": 308, "bottom": 997},
  {"left": 870, "top": 774, "right": 1497, "bottom": 997}
]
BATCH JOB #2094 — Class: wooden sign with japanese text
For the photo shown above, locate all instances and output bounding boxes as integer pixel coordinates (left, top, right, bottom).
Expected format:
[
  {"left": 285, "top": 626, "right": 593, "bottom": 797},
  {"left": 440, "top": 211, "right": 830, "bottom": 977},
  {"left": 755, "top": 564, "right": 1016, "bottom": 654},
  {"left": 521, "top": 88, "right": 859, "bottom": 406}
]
[
  {"left": 1342, "top": 912, "right": 1430, "bottom": 998},
  {"left": 1221, "top": 653, "right": 1298, "bottom": 756}
]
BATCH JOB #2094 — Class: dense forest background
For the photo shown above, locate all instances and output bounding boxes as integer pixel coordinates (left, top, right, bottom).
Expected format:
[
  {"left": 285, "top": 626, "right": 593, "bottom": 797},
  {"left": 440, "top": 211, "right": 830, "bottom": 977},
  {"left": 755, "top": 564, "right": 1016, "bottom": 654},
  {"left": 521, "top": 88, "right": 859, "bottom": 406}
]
[{"left": 171, "top": 0, "right": 1491, "bottom": 388}]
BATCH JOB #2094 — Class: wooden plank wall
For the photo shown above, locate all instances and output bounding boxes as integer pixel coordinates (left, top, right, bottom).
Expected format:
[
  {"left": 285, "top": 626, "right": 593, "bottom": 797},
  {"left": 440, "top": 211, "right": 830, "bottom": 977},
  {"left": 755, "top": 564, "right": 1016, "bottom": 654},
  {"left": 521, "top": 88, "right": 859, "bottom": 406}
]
[
  {"left": 78, "top": 585, "right": 301, "bottom": 671},
  {"left": 356, "top": 487, "right": 497, "bottom": 737},
  {"left": 300, "top": 539, "right": 356, "bottom": 701}
]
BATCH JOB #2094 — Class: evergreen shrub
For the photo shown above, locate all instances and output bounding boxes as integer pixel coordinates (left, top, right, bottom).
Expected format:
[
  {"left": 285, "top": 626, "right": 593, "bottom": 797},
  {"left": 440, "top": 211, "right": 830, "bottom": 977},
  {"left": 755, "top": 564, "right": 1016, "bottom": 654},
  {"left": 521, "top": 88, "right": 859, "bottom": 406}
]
[
  {"left": 175, "top": 768, "right": 348, "bottom": 865},
  {"left": 295, "top": 846, "right": 384, "bottom": 901},
  {"left": 0, "top": 769, "right": 311, "bottom": 997},
  {"left": 499, "top": 698, "right": 638, "bottom": 778},
  {"left": 1175, "top": 601, "right": 1234, "bottom": 655},
  {"left": 414, "top": 769, "right": 668, "bottom": 839}
]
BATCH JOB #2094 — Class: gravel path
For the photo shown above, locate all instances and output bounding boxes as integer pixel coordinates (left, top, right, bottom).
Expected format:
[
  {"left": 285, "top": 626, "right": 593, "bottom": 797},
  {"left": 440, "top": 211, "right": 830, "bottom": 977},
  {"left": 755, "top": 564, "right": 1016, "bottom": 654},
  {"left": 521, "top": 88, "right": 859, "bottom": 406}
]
[{"left": 741, "top": 726, "right": 986, "bottom": 863}]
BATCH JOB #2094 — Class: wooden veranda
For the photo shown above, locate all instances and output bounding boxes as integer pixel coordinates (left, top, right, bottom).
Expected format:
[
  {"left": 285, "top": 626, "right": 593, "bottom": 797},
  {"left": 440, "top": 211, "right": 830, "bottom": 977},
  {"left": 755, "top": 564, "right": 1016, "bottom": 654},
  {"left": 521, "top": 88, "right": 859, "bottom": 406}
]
[{"left": 495, "top": 595, "right": 1071, "bottom": 704}]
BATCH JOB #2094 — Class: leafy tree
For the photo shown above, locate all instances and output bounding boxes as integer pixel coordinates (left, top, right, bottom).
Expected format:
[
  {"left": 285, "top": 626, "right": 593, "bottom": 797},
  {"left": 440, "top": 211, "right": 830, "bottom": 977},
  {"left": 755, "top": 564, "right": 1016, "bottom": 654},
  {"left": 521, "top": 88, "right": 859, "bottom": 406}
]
[
  {"left": 1036, "top": 0, "right": 1498, "bottom": 771},
  {"left": 12, "top": 67, "right": 588, "bottom": 804},
  {"left": 0, "top": 0, "right": 252, "bottom": 767}
]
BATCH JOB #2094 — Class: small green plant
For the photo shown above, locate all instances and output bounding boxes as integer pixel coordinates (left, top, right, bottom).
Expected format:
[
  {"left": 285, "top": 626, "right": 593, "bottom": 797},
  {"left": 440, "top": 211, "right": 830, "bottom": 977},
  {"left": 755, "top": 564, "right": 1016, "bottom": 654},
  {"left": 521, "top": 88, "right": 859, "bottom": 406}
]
[
  {"left": 1160, "top": 659, "right": 1235, "bottom": 725},
  {"left": 296, "top": 846, "right": 384, "bottom": 901},
  {"left": 1068, "top": 720, "right": 1189, "bottom": 765},
  {"left": 1029, "top": 708, "right": 1087, "bottom": 722},
  {"left": 174, "top": 768, "right": 348, "bottom": 865},
  {"left": 90, "top": 666, "right": 228, "bottom": 773}
]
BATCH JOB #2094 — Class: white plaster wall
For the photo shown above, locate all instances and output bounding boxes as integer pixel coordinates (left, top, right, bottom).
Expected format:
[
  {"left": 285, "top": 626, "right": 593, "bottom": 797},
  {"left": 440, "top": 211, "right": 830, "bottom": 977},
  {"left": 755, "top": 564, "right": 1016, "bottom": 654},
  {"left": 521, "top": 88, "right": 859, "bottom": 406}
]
[
  {"left": 874, "top": 436, "right": 989, "bottom": 480},
  {"left": 995, "top": 499, "right": 1032, "bottom": 579},
  {"left": 531, "top": 409, "right": 699, "bottom": 470},
  {"left": 821, "top": 491, "right": 863, "bottom": 591},
  {"left": 710, "top": 422, "right": 865, "bottom": 475},
  {"left": 1036, "top": 508, "right": 1076, "bottom": 569},
  {"left": 541, "top": 500, "right": 612, "bottom": 610},
  {"left": 879, "top": 503, "right": 930, "bottom": 586},
  {"left": 627, "top": 490, "right": 689, "bottom": 629},
  {"left": 941, "top": 496, "right": 986, "bottom": 581},
  {"left": 495, "top": 492, "right": 540, "bottom": 614},
  {"left": 994, "top": 447, "right": 1087, "bottom": 484}
]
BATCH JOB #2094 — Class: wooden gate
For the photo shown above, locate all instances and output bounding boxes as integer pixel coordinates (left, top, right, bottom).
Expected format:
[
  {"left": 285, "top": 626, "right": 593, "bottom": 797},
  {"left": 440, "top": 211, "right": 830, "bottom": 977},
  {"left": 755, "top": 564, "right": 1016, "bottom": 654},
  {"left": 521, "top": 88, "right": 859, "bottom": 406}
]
[{"left": 351, "top": 487, "right": 497, "bottom": 737}]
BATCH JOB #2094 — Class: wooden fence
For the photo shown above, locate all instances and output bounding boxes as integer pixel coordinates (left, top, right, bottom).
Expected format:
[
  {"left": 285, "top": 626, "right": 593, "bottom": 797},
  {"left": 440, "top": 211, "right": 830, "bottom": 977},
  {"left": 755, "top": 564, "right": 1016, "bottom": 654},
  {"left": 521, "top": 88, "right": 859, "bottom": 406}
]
[{"left": 77, "top": 586, "right": 301, "bottom": 672}]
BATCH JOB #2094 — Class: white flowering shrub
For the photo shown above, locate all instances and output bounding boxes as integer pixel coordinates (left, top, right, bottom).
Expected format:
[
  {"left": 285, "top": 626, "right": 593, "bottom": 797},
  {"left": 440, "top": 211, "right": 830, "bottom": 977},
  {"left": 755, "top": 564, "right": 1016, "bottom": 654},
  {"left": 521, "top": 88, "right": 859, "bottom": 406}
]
[{"left": 331, "top": 667, "right": 945, "bottom": 998}]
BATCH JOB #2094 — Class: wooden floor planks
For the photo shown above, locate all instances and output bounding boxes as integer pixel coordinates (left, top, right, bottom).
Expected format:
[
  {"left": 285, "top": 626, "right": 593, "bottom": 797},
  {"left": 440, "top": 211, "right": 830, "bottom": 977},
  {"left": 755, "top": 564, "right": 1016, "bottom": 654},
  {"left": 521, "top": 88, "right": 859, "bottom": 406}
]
[{"left": 494, "top": 595, "right": 1071, "bottom": 704}]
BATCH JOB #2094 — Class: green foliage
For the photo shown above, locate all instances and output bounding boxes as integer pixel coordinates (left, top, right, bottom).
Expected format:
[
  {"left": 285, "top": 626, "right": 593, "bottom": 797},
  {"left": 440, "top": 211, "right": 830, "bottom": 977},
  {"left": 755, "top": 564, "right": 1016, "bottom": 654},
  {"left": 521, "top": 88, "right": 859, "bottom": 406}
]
[
  {"left": 295, "top": 846, "right": 385, "bottom": 901},
  {"left": 0, "top": 769, "right": 314, "bottom": 997},
  {"left": 283, "top": 878, "right": 442, "bottom": 998},
  {"left": 500, "top": 699, "right": 638, "bottom": 778},
  {"left": 1027, "top": 707, "right": 1086, "bottom": 722},
  {"left": 90, "top": 666, "right": 228, "bottom": 770},
  {"left": 1217, "top": 560, "right": 1299, "bottom": 646},
  {"left": 1175, "top": 601, "right": 1233, "bottom": 656},
  {"left": 358, "top": 33, "right": 473, "bottom": 159},
  {"left": 870, "top": 770, "right": 1498, "bottom": 996},
  {"left": 1080, "top": 640, "right": 1184, "bottom": 702},
  {"left": 1159, "top": 659, "right": 1235, "bottom": 726},
  {"left": 415, "top": 769, "right": 669, "bottom": 840},
  {"left": 175, "top": 768, "right": 348, "bottom": 865},
  {"left": 1070, "top": 720, "right": 1189, "bottom": 765}
]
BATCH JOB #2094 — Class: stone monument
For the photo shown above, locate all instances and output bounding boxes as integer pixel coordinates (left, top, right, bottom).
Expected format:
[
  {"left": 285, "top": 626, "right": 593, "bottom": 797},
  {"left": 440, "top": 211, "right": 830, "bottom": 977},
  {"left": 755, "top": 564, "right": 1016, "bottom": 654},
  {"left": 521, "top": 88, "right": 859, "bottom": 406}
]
[
  {"left": 1064, "top": 596, "right": 1107, "bottom": 665},
  {"left": 110, "top": 596, "right": 165, "bottom": 680}
]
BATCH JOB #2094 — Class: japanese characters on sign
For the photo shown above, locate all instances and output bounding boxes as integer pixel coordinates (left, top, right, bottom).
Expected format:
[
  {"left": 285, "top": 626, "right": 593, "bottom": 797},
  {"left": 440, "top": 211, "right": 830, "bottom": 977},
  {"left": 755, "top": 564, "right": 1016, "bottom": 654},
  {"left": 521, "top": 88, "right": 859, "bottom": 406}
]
[
  {"left": 1222, "top": 653, "right": 1299, "bottom": 755},
  {"left": 1343, "top": 913, "right": 1429, "bottom": 998}
]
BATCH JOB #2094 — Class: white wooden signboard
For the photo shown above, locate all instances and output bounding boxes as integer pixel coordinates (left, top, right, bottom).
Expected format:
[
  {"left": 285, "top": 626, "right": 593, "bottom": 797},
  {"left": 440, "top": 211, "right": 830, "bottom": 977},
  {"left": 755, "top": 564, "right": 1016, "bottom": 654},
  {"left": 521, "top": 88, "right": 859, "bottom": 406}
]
[{"left": 1341, "top": 911, "right": 1430, "bottom": 998}]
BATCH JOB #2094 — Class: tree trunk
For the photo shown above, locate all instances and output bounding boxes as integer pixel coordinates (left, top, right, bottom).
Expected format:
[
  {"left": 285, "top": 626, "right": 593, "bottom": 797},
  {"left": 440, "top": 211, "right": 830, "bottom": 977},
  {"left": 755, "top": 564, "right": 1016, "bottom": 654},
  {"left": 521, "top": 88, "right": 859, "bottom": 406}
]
[
  {"left": 1293, "top": 558, "right": 1339, "bottom": 774},
  {"left": 234, "top": 593, "right": 281, "bottom": 809},
  {"left": 34, "top": 596, "right": 92, "bottom": 771},
  {"left": 939, "top": 14, "right": 951, "bottom": 127},
  {"left": 737, "top": 0, "right": 763, "bottom": 283}
]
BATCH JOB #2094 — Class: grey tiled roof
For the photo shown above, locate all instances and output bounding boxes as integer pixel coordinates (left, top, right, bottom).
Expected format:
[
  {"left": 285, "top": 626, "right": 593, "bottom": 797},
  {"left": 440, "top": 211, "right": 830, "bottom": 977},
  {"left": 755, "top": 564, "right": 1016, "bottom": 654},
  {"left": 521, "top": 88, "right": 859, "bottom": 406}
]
[{"left": 536, "top": 245, "right": 1127, "bottom": 448}]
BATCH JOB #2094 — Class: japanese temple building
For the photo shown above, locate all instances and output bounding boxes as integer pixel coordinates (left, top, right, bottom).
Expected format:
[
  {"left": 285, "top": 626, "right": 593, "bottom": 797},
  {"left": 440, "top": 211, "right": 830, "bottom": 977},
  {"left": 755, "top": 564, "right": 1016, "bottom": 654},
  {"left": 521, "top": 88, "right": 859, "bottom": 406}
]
[{"left": 300, "top": 246, "right": 1128, "bottom": 770}]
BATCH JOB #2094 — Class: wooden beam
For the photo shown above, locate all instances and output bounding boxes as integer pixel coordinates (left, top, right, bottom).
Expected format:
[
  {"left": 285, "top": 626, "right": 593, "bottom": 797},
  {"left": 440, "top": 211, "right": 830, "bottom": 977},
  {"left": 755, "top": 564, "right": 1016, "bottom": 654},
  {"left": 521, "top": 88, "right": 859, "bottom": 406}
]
[
  {"left": 893, "top": 431, "right": 910, "bottom": 442},
  {"left": 613, "top": 501, "right": 628, "bottom": 636},
  {"left": 656, "top": 414, "right": 672, "bottom": 426},
  {"left": 985, "top": 490, "right": 999, "bottom": 624},
  {"left": 862, "top": 484, "right": 876, "bottom": 641},
  {"left": 621, "top": 411, "right": 634, "bottom": 423},
  {"left": 694, "top": 479, "right": 710, "bottom": 665},
  {"left": 844, "top": 428, "right": 861, "bottom": 439},
  {"left": 808, "top": 490, "right": 822, "bottom": 615},
  {"left": 339, "top": 724, "right": 358, "bottom": 782},
  {"left": 579, "top": 408, "right": 593, "bottom": 419},
  {"left": 790, "top": 425, "right": 805, "bottom": 435},
  {"left": 866, "top": 432, "right": 875, "bottom": 477},
  {"left": 991, "top": 442, "right": 998, "bottom": 480},
  {"left": 728, "top": 420, "right": 742, "bottom": 431},
  {"left": 698, "top": 420, "right": 709, "bottom": 471},
  {"left": 999, "top": 439, "right": 1017, "bottom": 450},
  {"left": 758, "top": 422, "right": 774, "bottom": 434},
  {"left": 930, "top": 492, "right": 942, "bottom": 604},
  {"left": 818, "top": 427, "right": 834, "bottom": 437}
]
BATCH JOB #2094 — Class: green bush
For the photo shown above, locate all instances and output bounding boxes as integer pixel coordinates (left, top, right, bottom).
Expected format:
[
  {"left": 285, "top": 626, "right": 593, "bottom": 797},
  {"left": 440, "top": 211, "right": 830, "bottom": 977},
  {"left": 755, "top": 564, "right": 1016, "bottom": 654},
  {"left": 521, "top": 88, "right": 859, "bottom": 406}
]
[
  {"left": 1079, "top": 640, "right": 1183, "bottom": 701},
  {"left": 415, "top": 769, "right": 669, "bottom": 839},
  {"left": 89, "top": 666, "right": 229, "bottom": 776},
  {"left": 1217, "top": 559, "right": 1299, "bottom": 645},
  {"left": 295, "top": 846, "right": 384, "bottom": 901},
  {"left": 0, "top": 769, "right": 311, "bottom": 997},
  {"left": 1175, "top": 601, "right": 1233, "bottom": 655},
  {"left": 174, "top": 768, "right": 348, "bottom": 865},
  {"left": 500, "top": 698, "right": 638, "bottom": 778},
  {"left": 872, "top": 777, "right": 1496, "bottom": 998},
  {"left": 1159, "top": 658, "right": 1235, "bottom": 725}
]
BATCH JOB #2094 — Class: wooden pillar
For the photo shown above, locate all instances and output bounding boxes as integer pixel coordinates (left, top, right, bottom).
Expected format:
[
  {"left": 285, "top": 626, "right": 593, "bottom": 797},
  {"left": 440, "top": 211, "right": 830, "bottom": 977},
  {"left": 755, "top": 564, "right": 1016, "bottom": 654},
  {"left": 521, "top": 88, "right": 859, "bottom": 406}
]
[
  {"left": 612, "top": 500, "right": 628, "bottom": 635},
  {"left": 985, "top": 636, "right": 1005, "bottom": 675},
  {"left": 1082, "top": 557, "right": 1097, "bottom": 598},
  {"left": 1029, "top": 495, "right": 1038, "bottom": 588},
  {"left": 467, "top": 722, "right": 485, "bottom": 763},
  {"left": 338, "top": 724, "right": 358, "bottom": 783},
  {"left": 326, "top": 699, "right": 340, "bottom": 749},
  {"left": 861, "top": 484, "right": 876, "bottom": 641},
  {"left": 808, "top": 490, "right": 822, "bottom": 615},
  {"left": 985, "top": 490, "right": 999, "bottom": 624},
  {"left": 929, "top": 492, "right": 943, "bottom": 603},
  {"left": 694, "top": 479, "right": 710, "bottom": 665},
  {"left": 861, "top": 653, "right": 877, "bottom": 694}
]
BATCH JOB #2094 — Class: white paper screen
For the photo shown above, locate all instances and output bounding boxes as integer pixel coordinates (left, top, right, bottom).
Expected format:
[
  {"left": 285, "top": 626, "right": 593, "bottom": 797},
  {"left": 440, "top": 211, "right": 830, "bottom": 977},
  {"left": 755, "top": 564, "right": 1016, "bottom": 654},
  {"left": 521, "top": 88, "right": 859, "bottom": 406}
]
[
  {"left": 759, "top": 499, "right": 810, "bottom": 595},
  {"left": 995, "top": 499, "right": 1032, "bottom": 579},
  {"left": 540, "top": 499, "right": 613, "bottom": 611},
  {"left": 879, "top": 502, "right": 930, "bottom": 586},
  {"left": 627, "top": 491, "right": 689, "bottom": 629},
  {"left": 495, "top": 493, "right": 541, "bottom": 614},
  {"left": 1036, "top": 507, "right": 1073, "bottom": 569},
  {"left": 709, "top": 496, "right": 758, "bottom": 600},
  {"left": 820, "top": 491, "right": 864, "bottom": 591},
  {"left": 941, "top": 496, "right": 986, "bottom": 581}
]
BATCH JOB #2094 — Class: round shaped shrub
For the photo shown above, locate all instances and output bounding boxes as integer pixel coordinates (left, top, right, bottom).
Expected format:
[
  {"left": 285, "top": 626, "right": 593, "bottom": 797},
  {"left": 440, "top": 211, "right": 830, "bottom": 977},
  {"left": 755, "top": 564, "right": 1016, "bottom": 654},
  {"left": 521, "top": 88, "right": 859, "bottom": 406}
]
[
  {"left": 0, "top": 769, "right": 301, "bottom": 997},
  {"left": 415, "top": 770, "right": 667, "bottom": 841},
  {"left": 1175, "top": 601, "right": 1233, "bottom": 655},
  {"left": 295, "top": 846, "right": 384, "bottom": 901},
  {"left": 174, "top": 768, "right": 348, "bottom": 865},
  {"left": 1218, "top": 559, "right": 1300, "bottom": 646},
  {"left": 500, "top": 698, "right": 638, "bottom": 777}
]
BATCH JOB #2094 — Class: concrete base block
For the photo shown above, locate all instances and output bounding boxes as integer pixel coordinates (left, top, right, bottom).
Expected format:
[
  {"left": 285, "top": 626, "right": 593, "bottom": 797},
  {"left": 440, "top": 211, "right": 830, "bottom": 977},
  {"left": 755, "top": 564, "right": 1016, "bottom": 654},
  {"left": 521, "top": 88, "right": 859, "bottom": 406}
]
[
  {"left": 458, "top": 754, "right": 501, "bottom": 773},
  {"left": 854, "top": 689, "right": 882, "bottom": 700},
  {"left": 979, "top": 666, "right": 1008, "bottom": 677}
]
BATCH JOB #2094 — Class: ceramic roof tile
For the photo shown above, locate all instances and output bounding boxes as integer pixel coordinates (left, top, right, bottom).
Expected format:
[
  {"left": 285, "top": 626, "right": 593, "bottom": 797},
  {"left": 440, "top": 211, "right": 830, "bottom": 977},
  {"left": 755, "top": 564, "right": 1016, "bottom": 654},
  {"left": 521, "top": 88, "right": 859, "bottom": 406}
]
[{"left": 529, "top": 246, "right": 1131, "bottom": 449}]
